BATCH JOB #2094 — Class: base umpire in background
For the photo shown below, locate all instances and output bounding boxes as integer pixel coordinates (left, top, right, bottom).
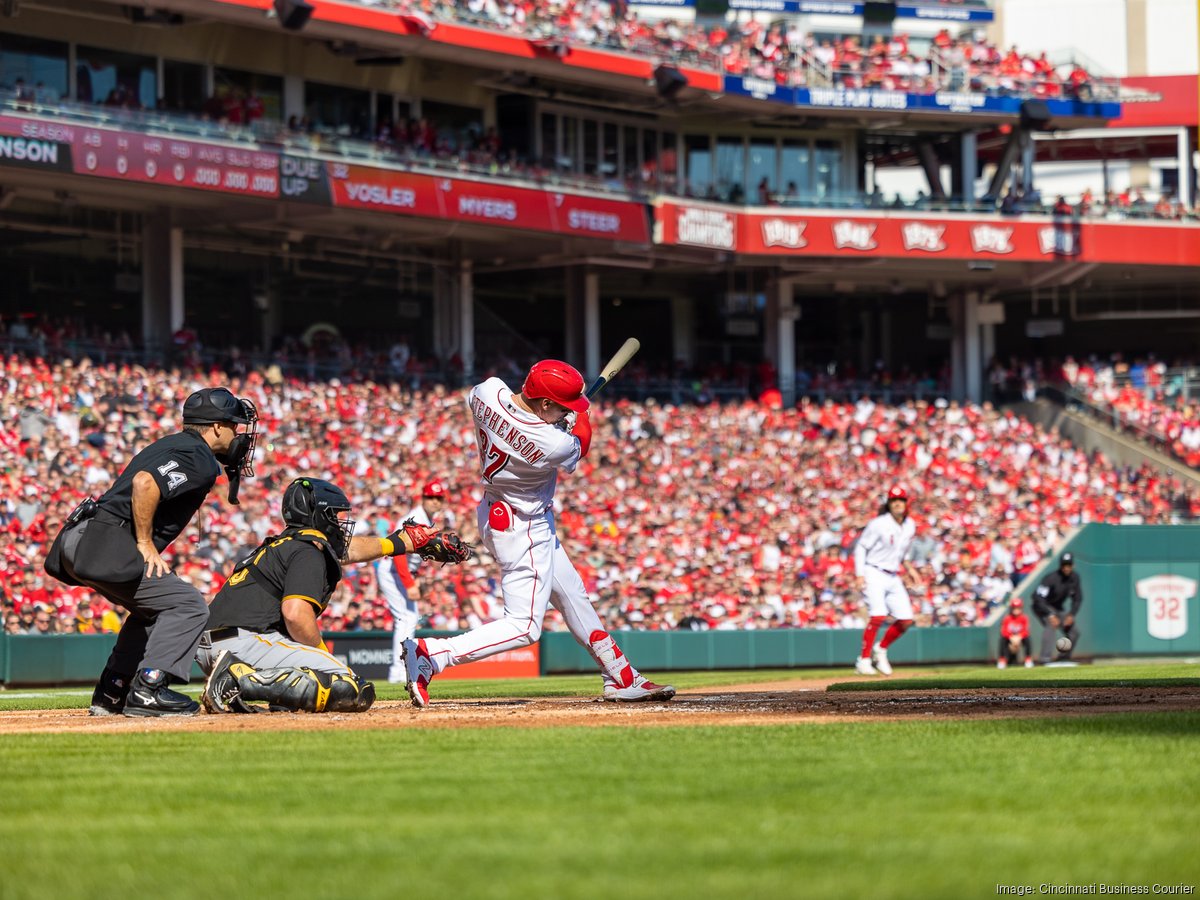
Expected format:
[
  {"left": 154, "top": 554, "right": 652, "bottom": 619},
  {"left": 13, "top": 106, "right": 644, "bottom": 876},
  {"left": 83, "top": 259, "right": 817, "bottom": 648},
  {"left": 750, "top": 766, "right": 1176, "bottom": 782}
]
[
  {"left": 44, "top": 387, "right": 258, "bottom": 717},
  {"left": 1032, "top": 552, "right": 1084, "bottom": 664},
  {"left": 199, "top": 477, "right": 470, "bottom": 714}
]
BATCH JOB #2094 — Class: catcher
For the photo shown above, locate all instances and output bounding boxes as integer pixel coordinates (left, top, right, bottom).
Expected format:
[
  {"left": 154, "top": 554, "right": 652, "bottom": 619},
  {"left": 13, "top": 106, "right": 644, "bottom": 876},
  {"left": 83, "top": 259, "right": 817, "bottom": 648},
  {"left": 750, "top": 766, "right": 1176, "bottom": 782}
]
[{"left": 198, "top": 477, "right": 471, "bottom": 714}]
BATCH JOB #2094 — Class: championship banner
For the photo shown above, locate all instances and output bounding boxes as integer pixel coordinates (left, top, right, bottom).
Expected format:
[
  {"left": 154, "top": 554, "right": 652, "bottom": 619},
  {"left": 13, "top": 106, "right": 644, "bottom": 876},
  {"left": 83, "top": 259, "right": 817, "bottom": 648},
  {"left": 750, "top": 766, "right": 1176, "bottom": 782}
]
[
  {"left": 0, "top": 113, "right": 279, "bottom": 196},
  {"left": 655, "top": 201, "right": 1200, "bottom": 267}
]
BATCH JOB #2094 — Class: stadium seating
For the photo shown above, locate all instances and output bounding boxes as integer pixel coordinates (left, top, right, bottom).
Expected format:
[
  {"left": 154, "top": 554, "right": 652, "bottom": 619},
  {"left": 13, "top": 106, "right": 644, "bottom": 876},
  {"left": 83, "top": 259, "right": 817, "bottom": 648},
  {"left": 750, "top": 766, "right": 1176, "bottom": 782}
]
[{"left": 2, "top": 347, "right": 1193, "bottom": 638}]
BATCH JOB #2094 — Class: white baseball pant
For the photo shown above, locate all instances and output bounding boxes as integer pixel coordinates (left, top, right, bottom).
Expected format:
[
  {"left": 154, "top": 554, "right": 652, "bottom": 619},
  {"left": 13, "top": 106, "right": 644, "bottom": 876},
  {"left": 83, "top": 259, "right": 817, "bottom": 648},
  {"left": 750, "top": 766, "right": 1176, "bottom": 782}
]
[
  {"left": 378, "top": 557, "right": 420, "bottom": 682},
  {"left": 421, "top": 502, "right": 629, "bottom": 684},
  {"left": 863, "top": 566, "right": 914, "bottom": 620}
]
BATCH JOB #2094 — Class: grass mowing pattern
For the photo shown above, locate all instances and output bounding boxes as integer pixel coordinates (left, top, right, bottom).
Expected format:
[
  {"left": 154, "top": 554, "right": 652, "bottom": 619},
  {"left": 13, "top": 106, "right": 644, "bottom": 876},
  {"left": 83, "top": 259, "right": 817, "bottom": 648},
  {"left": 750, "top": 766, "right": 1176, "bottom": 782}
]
[
  {"left": 829, "top": 662, "right": 1200, "bottom": 691},
  {"left": 0, "top": 714, "right": 1197, "bottom": 900}
]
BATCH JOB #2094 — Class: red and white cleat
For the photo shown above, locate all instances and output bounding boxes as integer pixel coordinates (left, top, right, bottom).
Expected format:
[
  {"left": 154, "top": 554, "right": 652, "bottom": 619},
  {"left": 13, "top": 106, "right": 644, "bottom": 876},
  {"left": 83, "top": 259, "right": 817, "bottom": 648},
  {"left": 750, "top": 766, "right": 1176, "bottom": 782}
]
[
  {"left": 603, "top": 675, "right": 676, "bottom": 703},
  {"left": 402, "top": 637, "right": 434, "bottom": 708}
]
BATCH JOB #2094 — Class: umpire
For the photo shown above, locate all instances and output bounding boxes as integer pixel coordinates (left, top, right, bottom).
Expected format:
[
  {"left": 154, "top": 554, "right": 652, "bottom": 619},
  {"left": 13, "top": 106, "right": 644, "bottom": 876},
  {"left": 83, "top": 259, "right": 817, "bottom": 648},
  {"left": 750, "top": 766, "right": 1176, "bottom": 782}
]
[
  {"left": 1032, "top": 552, "right": 1084, "bottom": 664},
  {"left": 44, "top": 387, "right": 258, "bottom": 717}
]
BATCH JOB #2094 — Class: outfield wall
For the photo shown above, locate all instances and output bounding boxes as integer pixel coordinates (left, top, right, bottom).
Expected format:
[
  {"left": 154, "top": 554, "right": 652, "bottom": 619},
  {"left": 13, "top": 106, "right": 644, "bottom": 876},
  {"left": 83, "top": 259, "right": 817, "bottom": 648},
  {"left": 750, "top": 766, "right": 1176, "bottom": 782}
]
[{"left": 2, "top": 526, "right": 1196, "bottom": 685}]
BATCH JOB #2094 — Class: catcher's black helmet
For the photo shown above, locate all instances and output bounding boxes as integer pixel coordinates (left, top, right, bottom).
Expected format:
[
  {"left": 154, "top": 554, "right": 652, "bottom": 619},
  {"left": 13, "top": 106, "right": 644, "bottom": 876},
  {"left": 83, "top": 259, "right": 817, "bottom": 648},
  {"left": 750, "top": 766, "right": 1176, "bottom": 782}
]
[{"left": 282, "top": 478, "right": 355, "bottom": 559}]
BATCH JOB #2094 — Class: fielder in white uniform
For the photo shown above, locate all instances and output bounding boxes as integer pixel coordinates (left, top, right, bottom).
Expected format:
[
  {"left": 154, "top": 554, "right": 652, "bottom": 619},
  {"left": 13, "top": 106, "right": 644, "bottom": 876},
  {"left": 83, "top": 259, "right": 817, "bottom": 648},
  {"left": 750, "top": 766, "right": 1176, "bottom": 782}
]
[
  {"left": 853, "top": 485, "right": 918, "bottom": 676},
  {"left": 401, "top": 359, "right": 675, "bottom": 707},
  {"left": 378, "top": 478, "right": 455, "bottom": 682}
]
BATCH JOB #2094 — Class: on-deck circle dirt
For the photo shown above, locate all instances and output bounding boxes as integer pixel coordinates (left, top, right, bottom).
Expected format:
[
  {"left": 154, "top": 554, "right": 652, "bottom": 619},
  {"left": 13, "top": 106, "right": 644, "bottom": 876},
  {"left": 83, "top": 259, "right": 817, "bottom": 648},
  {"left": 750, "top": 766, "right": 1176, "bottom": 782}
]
[{"left": 1, "top": 676, "right": 1196, "bottom": 735}]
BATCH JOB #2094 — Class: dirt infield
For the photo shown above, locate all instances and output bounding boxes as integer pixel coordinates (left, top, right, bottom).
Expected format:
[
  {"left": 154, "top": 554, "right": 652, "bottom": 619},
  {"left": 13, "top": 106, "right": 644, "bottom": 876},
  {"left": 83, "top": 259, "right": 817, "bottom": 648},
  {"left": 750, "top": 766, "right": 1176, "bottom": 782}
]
[{"left": 2, "top": 676, "right": 1198, "bottom": 735}]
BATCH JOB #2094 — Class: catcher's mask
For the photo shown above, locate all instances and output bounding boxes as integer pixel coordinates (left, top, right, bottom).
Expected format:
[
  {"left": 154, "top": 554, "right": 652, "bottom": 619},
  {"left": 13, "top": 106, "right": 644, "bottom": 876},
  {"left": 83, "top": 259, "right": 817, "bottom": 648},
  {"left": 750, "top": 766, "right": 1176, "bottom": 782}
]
[{"left": 282, "top": 478, "right": 355, "bottom": 560}]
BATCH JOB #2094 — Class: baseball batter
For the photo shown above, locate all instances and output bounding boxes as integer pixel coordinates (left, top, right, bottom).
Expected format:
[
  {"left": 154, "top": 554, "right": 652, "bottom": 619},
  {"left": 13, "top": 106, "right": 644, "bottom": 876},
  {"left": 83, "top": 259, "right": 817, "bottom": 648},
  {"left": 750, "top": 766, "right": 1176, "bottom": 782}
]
[
  {"left": 400, "top": 359, "right": 675, "bottom": 707},
  {"left": 853, "top": 485, "right": 918, "bottom": 676},
  {"left": 377, "top": 478, "right": 454, "bottom": 683}
]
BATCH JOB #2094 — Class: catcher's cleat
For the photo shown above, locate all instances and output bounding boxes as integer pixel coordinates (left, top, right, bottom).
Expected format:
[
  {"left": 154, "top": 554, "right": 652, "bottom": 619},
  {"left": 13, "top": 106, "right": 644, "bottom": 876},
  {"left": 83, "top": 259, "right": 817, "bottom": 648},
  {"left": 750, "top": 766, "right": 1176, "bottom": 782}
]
[
  {"left": 603, "top": 675, "right": 676, "bottom": 703},
  {"left": 872, "top": 646, "right": 893, "bottom": 676},
  {"left": 123, "top": 668, "right": 200, "bottom": 717},
  {"left": 854, "top": 657, "right": 877, "bottom": 676},
  {"left": 202, "top": 651, "right": 259, "bottom": 714},
  {"left": 402, "top": 637, "right": 434, "bottom": 708}
]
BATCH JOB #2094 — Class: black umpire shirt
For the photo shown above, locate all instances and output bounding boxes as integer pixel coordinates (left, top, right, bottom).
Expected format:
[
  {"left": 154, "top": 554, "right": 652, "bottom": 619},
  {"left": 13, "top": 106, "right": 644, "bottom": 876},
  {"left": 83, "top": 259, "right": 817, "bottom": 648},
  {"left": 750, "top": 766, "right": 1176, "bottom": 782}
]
[
  {"left": 206, "top": 529, "right": 341, "bottom": 634},
  {"left": 1032, "top": 569, "right": 1084, "bottom": 619},
  {"left": 96, "top": 430, "right": 222, "bottom": 552}
]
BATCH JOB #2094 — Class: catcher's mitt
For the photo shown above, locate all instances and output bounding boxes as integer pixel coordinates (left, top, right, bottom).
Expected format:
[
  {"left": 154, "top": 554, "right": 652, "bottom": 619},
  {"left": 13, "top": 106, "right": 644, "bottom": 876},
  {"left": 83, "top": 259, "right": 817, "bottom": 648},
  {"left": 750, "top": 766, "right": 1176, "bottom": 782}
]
[{"left": 398, "top": 520, "right": 474, "bottom": 565}]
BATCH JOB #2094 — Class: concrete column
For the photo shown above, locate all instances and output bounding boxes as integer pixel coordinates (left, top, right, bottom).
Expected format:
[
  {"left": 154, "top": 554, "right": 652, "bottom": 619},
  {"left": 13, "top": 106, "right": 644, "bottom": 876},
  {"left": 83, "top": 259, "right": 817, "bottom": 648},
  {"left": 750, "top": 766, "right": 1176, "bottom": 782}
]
[
  {"left": 283, "top": 75, "right": 305, "bottom": 125},
  {"left": 459, "top": 261, "right": 474, "bottom": 381},
  {"left": 1178, "top": 127, "right": 1192, "bottom": 209},
  {"left": 949, "top": 294, "right": 965, "bottom": 401},
  {"left": 168, "top": 227, "right": 184, "bottom": 333},
  {"left": 859, "top": 308, "right": 873, "bottom": 373},
  {"left": 564, "top": 268, "right": 582, "bottom": 363},
  {"left": 141, "top": 213, "right": 183, "bottom": 352},
  {"left": 775, "top": 279, "right": 797, "bottom": 408},
  {"left": 583, "top": 269, "right": 600, "bottom": 378},
  {"left": 1020, "top": 130, "right": 1035, "bottom": 195},
  {"left": 430, "top": 266, "right": 455, "bottom": 361},
  {"left": 670, "top": 295, "right": 695, "bottom": 367},
  {"left": 879, "top": 309, "right": 892, "bottom": 369},
  {"left": 951, "top": 291, "right": 984, "bottom": 403},
  {"left": 961, "top": 131, "right": 978, "bottom": 208}
]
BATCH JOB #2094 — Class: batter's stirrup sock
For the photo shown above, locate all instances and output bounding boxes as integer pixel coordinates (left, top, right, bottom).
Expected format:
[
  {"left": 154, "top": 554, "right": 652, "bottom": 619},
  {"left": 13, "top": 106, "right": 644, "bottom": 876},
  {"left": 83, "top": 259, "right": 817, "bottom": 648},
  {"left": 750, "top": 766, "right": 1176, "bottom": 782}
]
[
  {"left": 588, "top": 631, "right": 635, "bottom": 689},
  {"left": 862, "top": 617, "right": 887, "bottom": 659},
  {"left": 879, "top": 619, "right": 913, "bottom": 649}
]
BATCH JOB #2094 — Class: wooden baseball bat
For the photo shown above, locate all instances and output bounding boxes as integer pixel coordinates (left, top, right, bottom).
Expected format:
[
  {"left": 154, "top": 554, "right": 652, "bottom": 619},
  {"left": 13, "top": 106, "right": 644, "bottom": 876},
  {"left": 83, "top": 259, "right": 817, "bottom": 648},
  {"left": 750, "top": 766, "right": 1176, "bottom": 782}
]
[{"left": 585, "top": 338, "right": 641, "bottom": 399}]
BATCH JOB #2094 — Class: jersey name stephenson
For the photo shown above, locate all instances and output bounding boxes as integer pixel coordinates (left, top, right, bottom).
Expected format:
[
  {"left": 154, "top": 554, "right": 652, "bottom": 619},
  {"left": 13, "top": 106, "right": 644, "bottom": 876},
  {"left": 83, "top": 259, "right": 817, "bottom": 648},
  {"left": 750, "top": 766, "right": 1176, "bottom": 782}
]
[{"left": 468, "top": 377, "right": 579, "bottom": 516}]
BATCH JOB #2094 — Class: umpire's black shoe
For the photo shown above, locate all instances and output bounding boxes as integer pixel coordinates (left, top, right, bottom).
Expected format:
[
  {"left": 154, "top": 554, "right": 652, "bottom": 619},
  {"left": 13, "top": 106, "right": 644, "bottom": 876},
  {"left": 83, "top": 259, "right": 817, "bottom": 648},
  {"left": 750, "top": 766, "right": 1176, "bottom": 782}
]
[
  {"left": 123, "top": 669, "right": 200, "bottom": 718},
  {"left": 88, "top": 668, "right": 131, "bottom": 717}
]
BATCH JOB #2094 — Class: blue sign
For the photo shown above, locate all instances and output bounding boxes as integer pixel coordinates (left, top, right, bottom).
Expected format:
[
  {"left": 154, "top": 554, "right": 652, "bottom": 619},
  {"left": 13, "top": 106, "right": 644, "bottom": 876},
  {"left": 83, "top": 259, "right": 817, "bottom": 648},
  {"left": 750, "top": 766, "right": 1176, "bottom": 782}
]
[
  {"left": 726, "top": 0, "right": 993, "bottom": 17},
  {"left": 722, "top": 76, "right": 1120, "bottom": 120},
  {"left": 895, "top": 4, "right": 995, "bottom": 22},
  {"left": 727, "top": 0, "right": 861, "bottom": 12},
  {"left": 627, "top": 0, "right": 695, "bottom": 5}
]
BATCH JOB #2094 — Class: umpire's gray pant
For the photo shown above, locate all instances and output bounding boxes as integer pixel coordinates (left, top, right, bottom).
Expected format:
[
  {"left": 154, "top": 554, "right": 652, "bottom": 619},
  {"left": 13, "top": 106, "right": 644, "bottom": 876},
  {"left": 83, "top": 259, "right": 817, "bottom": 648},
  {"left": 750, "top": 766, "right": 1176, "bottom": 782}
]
[
  {"left": 61, "top": 521, "right": 208, "bottom": 683},
  {"left": 197, "top": 628, "right": 354, "bottom": 676}
]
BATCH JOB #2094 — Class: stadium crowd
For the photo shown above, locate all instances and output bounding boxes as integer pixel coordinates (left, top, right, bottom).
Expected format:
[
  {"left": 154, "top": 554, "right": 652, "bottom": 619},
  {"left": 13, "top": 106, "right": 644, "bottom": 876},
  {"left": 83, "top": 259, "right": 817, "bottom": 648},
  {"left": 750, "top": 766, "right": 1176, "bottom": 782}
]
[
  {"left": 1061, "top": 356, "right": 1200, "bottom": 469},
  {"left": 2, "top": 347, "right": 1195, "bottom": 641}
]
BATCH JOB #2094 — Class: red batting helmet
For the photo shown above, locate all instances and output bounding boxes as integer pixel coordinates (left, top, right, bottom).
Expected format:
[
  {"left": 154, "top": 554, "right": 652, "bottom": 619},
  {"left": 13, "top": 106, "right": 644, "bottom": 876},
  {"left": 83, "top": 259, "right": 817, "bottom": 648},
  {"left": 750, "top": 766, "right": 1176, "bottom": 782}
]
[
  {"left": 522, "top": 360, "right": 589, "bottom": 413},
  {"left": 422, "top": 479, "right": 446, "bottom": 499},
  {"left": 887, "top": 485, "right": 908, "bottom": 502}
]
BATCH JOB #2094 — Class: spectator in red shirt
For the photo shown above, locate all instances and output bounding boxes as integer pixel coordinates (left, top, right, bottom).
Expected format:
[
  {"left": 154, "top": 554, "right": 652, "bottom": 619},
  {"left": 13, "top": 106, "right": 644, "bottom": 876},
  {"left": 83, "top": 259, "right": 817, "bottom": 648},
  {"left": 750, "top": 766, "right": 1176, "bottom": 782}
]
[{"left": 997, "top": 597, "right": 1033, "bottom": 668}]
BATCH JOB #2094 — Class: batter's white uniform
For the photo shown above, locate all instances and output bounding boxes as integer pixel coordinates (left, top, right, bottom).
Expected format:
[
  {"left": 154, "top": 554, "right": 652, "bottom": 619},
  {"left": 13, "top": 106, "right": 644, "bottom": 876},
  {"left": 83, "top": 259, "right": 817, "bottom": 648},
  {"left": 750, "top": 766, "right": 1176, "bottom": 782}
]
[
  {"left": 378, "top": 503, "right": 455, "bottom": 681},
  {"left": 853, "top": 512, "right": 916, "bottom": 620},
  {"left": 418, "top": 378, "right": 636, "bottom": 690}
]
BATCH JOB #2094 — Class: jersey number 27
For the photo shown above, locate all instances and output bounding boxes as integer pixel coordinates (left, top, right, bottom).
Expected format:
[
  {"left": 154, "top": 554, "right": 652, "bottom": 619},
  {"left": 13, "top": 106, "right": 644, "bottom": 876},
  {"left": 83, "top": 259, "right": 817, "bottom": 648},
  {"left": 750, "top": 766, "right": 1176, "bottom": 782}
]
[{"left": 476, "top": 428, "right": 510, "bottom": 481}]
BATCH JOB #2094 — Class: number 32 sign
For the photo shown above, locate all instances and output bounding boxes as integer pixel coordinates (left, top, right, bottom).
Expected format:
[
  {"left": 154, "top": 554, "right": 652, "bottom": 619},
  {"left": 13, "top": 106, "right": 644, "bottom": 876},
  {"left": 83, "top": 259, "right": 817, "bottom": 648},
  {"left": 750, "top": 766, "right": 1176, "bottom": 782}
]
[{"left": 1135, "top": 575, "right": 1197, "bottom": 641}]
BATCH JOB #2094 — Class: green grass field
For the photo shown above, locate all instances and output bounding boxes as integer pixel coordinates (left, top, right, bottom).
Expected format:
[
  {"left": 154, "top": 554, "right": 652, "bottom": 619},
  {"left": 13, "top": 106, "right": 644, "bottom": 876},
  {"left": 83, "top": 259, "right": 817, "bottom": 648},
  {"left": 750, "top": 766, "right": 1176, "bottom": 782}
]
[{"left": 1, "top": 663, "right": 1197, "bottom": 900}]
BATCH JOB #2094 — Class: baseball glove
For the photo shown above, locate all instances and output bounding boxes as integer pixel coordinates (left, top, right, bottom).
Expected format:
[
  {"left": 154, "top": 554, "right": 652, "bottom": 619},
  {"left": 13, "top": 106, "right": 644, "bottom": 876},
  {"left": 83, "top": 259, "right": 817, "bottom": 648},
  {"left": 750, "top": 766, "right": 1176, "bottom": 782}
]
[{"left": 399, "top": 520, "right": 474, "bottom": 565}]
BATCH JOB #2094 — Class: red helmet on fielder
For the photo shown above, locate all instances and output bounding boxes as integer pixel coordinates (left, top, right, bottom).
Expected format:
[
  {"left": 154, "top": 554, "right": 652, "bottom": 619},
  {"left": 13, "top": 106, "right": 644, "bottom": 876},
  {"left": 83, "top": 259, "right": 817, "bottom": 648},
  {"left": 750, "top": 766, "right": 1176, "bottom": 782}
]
[
  {"left": 522, "top": 360, "right": 589, "bottom": 413},
  {"left": 887, "top": 485, "right": 908, "bottom": 502}
]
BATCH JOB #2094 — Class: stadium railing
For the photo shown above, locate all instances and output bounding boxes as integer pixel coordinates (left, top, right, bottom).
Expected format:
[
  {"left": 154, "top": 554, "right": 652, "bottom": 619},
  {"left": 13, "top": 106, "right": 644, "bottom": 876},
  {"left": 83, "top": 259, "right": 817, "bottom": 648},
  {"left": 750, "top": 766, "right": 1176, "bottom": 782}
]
[{"left": 10, "top": 95, "right": 1191, "bottom": 220}]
